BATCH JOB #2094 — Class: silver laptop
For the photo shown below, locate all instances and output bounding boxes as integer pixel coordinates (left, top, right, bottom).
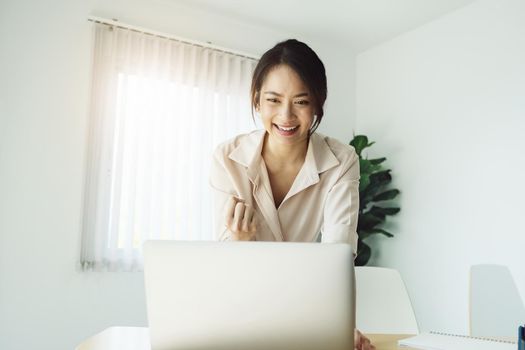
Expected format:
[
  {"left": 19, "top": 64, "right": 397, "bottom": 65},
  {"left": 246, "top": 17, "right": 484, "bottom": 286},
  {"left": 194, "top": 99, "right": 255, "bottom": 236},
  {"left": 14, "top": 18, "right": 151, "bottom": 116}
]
[{"left": 143, "top": 240, "right": 355, "bottom": 350}]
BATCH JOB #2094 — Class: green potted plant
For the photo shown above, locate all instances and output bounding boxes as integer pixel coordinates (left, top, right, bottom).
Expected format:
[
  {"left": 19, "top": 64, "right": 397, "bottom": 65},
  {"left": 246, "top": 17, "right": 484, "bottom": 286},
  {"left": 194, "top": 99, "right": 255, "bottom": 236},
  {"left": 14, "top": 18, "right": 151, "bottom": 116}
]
[{"left": 350, "top": 135, "right": 400, "bottom": 266}]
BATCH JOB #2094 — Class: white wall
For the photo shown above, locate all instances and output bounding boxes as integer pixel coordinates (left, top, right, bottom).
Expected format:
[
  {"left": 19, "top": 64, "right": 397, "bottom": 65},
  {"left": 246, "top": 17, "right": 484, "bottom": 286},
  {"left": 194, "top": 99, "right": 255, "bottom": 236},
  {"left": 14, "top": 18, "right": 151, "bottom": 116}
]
[
  {"left": 0, "top": 0, "right": 355, "bottom": 349},
  {"left": 318, "top": 44, "right": 356, "bottom": 143},
  {"left": 356, "top": 0, "right": 525, "bottom": 334}
]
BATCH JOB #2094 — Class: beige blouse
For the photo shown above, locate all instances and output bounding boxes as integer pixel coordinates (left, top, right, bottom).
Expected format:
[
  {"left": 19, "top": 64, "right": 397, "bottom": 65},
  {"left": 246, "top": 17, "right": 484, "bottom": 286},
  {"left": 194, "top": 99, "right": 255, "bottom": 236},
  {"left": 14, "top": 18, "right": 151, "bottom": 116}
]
[{"left": 210, "top": 130, "right": 360, "bottom": 255}]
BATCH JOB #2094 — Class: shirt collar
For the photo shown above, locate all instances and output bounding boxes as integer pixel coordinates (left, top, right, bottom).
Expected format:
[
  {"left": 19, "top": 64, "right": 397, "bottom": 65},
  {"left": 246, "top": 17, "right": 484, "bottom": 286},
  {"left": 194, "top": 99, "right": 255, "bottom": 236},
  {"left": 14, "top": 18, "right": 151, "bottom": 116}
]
[{"left": 228, "top": 130, "right": 340, "bottom": 181}]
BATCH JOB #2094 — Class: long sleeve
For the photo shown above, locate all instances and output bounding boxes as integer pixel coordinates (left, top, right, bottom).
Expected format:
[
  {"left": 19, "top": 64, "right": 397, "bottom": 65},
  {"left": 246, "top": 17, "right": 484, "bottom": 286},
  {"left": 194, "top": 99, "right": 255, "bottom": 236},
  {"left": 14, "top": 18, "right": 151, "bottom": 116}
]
[
  {"left": 209, "top": 149, "right": 237, "bottom": 241},
  {"left": 321, "top": 148, "right": 360, "bottom": 255}
]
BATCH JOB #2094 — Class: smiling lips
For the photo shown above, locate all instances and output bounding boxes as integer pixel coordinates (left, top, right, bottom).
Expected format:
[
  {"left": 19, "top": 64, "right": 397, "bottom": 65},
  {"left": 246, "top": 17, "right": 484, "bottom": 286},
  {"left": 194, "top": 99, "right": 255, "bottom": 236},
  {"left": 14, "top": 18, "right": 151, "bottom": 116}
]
[{"left": 274, "top": 124, "right": 299, "bottom": 136}]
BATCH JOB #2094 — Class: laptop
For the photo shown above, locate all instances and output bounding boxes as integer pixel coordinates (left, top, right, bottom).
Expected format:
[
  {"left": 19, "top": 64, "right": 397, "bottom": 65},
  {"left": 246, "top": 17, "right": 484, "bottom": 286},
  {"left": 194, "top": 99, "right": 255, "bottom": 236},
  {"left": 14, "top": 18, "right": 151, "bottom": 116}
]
[{"left": 143, "top": 240, "right": 355, "bottom": 350}]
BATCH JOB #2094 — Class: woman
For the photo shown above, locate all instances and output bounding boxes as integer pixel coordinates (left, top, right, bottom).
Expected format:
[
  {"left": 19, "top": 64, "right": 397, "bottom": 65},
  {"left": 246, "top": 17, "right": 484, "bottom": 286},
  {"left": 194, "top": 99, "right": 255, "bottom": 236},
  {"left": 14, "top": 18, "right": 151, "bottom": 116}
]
[{"left": 210, "top": 39, "right": 374, "bottom": 350}]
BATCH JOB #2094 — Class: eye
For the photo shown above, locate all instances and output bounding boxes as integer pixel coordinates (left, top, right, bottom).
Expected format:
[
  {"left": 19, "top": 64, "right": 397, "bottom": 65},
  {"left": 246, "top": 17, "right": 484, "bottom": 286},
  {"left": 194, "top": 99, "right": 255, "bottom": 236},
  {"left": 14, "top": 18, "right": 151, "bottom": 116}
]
[
  {"left": 266, "top": 98, "right": 279, "bottom": 103},
  {"left": 295, "top": 100, "right": 310, "bottom": 105}
]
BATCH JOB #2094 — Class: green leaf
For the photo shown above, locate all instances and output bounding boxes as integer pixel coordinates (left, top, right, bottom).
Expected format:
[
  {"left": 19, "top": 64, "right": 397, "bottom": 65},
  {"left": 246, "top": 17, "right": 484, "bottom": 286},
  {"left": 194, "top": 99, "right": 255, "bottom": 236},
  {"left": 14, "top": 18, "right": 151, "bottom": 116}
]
[
  {"left": 369, "top": 157, "right": 386, "bottom": 165},
  {"left": 369, "top": 169, "right": 392, "bottom": 186},
  {"left": 359, "top": 228, "right": 395, "bottom": 240},
  {"left": 368, "top": 206, "right": 386, "bottom": 220},
  {"left": 359, "top": 158, "right": 371, "bottom": 174},
  {"left": 355, "top": 240, "right": 371, "bottom": 266},
  {"left": 371, "top": 228, "right": 394, "bottom": 237},
  {"left": 357, "top": 212, "right": 382, "bottom": 231},
  {"left": 372, "top": 189, "right": 400, "bottom": 202},
  {"left": 368, "top": 170, "right": 392, "bottom": 193},
  {"left": 359, "top": 158, "right": 381, "bottom": 177},
  {"left": 350, "top": 135, "right": 369, "bottom": 156},
  {"left": 360, "top": 170, "right": 392, "bottom": 202},
  {"left": 359, "top": 174, "right": 370, "bottom": 193},
  {"left": 358, "top": 229, "right": 375, "bottom": 240},
  {"left": 382, "top": 207, "right": 400, "bottom": 216},
  {"left": 369, "top": 206, "right": 401, "bottom": 218}
]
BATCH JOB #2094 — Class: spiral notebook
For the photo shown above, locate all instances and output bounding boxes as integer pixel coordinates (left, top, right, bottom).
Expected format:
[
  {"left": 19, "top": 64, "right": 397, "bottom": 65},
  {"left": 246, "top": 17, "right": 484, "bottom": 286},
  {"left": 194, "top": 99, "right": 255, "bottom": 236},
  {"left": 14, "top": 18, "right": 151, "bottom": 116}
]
[{"left": 398, "top": 331, "right": 517, "bottom": 350}]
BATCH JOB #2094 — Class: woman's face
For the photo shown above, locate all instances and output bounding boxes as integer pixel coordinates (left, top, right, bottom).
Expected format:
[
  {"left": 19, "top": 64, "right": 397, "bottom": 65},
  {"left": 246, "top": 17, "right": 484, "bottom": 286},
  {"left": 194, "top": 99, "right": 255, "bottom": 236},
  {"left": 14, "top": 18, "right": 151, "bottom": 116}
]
[{"left": 257, "top": 64, "right": 315, "bottom": 148}]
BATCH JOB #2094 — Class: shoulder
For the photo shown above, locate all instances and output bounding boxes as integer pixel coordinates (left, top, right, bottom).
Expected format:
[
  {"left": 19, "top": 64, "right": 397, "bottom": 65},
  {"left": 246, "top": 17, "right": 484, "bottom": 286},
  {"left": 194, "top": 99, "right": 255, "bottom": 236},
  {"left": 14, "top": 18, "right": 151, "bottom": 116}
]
[
  {"left": 313, "top": 132, "right": 358, "bottom": 165},
  {"left": 310, "top": 132, "right": 359, "bottom": 181},
  {"left": 213, "top": 130, "right": 260, "bottom": 154},
  {"left": 212, "top": 130, "right": 264, "bottom": 163}
]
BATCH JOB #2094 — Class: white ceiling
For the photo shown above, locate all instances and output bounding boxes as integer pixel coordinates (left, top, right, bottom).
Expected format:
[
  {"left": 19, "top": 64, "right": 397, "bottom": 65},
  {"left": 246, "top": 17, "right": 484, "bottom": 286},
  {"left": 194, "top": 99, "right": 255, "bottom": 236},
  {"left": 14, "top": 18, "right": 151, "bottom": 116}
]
[{"left": 172, "top": 0, "right": 477, "bottom": 52}]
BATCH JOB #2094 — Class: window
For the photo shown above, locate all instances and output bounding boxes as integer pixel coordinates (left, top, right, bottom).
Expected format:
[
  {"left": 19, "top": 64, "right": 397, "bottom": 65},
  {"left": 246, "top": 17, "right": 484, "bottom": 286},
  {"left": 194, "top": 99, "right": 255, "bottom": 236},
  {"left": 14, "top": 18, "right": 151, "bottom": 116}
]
[{"left": 81, "top": 22, "right": 258, "bottom": 271}]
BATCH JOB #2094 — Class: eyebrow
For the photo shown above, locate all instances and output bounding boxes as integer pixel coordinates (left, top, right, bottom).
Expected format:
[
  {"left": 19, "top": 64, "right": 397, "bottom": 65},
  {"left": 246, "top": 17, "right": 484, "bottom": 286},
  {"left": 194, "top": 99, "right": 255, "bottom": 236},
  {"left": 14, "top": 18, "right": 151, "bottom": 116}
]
[{"left": 263, "top": 91, "right": 309, "bottom": 98}]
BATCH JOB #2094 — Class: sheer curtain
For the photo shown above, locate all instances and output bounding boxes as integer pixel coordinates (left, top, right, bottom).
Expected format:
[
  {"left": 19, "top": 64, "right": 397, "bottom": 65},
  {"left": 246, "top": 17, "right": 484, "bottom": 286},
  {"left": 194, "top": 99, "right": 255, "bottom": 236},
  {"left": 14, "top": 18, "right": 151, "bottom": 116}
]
[{"left": 81, "top": 22, "right": 258, "bottom": 271}]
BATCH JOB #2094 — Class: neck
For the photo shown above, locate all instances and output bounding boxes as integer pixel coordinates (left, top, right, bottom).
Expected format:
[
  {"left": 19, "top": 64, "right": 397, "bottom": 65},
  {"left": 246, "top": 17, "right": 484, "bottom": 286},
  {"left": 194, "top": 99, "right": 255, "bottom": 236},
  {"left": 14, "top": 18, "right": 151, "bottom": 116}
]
[{"left": 262, "top": 133, "right": 309, "bottom": 166}]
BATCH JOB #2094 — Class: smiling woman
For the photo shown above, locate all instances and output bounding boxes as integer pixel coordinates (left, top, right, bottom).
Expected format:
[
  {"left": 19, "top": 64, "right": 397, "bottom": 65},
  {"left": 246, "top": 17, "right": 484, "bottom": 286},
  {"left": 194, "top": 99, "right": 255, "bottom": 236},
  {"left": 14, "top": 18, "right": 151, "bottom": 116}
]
[
  {"left": 209, "top": 39, "right": 374, "bottom": 350},
  {"left": 210, "top": 39, "right": 360, "bottom": 247}
]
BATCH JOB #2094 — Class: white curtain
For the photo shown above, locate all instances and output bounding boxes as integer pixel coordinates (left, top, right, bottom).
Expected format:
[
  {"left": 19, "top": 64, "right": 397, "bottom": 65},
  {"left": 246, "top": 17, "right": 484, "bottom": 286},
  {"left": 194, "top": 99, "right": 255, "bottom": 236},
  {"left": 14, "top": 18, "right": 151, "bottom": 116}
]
[{"left": 81, "top": 23, "right": 258, "bottom": 271}]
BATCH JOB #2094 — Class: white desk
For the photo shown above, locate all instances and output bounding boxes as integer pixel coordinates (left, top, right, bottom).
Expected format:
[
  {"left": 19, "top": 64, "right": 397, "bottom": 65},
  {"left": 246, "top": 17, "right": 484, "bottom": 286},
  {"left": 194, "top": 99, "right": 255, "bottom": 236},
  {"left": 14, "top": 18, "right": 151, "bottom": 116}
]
[
  {"left": 76, "top": 327, "right": 150, "bottom": 350},
  {"left": 76, "top": 327, "right": 415, "bottom": 350}
]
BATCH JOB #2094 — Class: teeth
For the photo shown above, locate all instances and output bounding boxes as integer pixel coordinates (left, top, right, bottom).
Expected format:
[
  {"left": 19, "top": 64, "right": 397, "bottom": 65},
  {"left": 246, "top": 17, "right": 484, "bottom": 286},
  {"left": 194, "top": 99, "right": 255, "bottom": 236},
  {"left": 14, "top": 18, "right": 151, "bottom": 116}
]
[{"left": 277, "top": 125, "right": 298, "bottom": 131}]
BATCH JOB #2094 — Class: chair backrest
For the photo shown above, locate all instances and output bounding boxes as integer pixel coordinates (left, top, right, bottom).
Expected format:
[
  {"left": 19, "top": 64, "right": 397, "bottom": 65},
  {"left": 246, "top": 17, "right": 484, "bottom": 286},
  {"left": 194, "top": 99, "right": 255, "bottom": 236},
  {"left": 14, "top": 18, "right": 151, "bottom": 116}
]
[
  {"left": 355, "top": 266, "right": 419, "bottom": 334},
  {"left": 470, "top": 264, "right": 525, "bottom": 338}
]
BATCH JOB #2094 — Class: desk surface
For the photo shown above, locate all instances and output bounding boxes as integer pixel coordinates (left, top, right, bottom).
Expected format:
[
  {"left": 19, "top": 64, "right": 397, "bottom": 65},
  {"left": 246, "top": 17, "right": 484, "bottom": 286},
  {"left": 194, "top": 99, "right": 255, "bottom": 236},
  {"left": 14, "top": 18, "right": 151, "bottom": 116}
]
[{"left": 75, "top": 327, "right": 416, "bottom": 350}]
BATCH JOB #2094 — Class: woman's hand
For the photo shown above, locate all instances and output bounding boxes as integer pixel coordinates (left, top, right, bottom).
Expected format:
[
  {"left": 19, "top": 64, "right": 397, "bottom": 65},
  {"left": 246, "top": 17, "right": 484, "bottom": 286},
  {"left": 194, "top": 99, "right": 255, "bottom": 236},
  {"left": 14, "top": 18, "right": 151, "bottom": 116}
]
[
  {"left": 223, "top": 196, "right": 257, "bottom": 241},
  {"left": 354, "top": 329, "right": 375, "bottom": 350}
]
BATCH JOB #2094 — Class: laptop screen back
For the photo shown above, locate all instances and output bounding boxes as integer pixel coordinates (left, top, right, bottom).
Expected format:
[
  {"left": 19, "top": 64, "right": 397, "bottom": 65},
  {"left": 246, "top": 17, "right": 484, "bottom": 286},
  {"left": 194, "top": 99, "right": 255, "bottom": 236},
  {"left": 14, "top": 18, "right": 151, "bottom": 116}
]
[{"left": 143, "top": 240, "right": 355, "bottom": 350}]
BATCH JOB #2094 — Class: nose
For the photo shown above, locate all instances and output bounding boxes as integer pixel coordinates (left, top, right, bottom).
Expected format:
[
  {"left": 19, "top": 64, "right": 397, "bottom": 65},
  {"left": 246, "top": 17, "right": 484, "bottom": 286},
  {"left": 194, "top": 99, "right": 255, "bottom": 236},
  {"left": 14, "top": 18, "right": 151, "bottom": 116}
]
[{"left": 279, "top": 102, "right": 294, "bottom": 119}]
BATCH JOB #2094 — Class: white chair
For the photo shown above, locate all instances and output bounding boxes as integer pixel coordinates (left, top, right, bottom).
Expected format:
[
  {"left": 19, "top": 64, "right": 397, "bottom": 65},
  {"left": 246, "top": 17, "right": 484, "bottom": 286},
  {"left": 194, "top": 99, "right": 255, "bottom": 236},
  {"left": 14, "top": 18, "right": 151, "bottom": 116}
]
[
  {"left": 470, "top": 264, "right": 525, "bottom": 338},
  {"left": 355, "top": 266, "right": 419, "bottom": 334}
]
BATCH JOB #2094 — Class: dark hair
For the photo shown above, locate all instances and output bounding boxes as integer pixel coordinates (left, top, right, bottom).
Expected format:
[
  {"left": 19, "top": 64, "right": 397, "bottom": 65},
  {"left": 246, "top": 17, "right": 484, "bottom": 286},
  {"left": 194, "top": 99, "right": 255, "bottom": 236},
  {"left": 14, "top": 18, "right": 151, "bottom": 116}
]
[{"left": 250, "top": 39, "right": 327, "bottom": 133}]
